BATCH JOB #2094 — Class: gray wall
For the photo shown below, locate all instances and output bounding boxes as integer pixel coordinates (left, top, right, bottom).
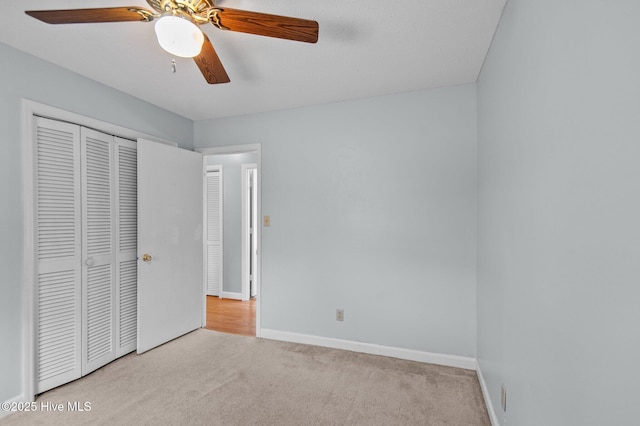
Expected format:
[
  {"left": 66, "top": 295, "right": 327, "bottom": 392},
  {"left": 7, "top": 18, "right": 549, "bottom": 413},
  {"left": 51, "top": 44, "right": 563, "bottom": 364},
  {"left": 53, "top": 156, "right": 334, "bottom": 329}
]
[
  {"left": 477, "top": 1, "right": 640, "bottom": 425},
  {"left": 207, "top": 153, "right": 257, "bottom": 294},
  {"left": 0, "top": 42, "right": 193, "bottom": 402},
  {"left": 195, "top": 85, "right": 478, "bottom": 357}
]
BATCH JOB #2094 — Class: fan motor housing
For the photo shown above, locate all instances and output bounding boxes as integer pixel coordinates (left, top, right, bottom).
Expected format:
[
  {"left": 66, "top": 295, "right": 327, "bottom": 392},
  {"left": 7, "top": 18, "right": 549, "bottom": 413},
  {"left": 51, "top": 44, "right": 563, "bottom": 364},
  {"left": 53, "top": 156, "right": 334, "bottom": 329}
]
[{"left": 147, "top": 0, "right": 214, "bottom": 15}]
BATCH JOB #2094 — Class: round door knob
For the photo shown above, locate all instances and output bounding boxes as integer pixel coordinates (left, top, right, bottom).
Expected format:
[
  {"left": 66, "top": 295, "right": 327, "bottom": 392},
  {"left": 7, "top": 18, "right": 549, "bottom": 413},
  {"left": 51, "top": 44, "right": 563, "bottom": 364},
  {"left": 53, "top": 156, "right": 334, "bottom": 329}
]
[
  {"left": 86, "top": 258, "right": 94, "bottom": 266},
  {"left": 142, "top": 254, "right": 152, "bottom": 262}
]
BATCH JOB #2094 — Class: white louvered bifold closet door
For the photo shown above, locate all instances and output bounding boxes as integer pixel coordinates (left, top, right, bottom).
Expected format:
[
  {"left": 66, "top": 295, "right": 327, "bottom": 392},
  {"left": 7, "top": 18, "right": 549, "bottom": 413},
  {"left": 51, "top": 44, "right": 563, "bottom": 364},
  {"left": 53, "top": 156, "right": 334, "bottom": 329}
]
[
  {"left": 115, "top": 138, "right": 137, "bottom": 356},
  {"left": 33, "top": 118, "right": 138, "bottom": 393},
  {"left": 34, "top": 117, "right": 82, "bottom": 394},
  {"left": 206, "top": 169, "right": 223, "bottom": 296},
  {"left": 81, "top": 128, "right": 116, "bottom": 375}
]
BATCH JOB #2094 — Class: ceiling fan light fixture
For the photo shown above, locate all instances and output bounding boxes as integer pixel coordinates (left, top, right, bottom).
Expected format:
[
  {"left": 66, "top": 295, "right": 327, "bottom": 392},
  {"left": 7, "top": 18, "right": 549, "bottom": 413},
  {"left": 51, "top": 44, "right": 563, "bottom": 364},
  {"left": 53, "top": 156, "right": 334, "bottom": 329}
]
[{"left": 154, "top": 14, "right": 204, "bottom": 58}]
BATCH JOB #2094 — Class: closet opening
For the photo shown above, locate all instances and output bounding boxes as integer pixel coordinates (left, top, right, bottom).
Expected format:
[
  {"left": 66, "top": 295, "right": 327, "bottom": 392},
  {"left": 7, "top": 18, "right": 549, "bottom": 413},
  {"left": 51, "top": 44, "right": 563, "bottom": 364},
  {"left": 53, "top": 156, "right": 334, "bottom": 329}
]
[{"left": 21, "top": 99, "right": 183, "bottom": 401}]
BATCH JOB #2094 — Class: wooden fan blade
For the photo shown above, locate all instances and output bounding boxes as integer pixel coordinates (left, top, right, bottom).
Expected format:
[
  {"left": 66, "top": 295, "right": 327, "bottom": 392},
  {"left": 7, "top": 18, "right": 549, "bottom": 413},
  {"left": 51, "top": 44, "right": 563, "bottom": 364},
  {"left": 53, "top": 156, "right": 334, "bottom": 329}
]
[
  {"left": 25, "top": 7, "right": 154, "bottom": 24},
  {"left": 193, "top": 35, "right": 230, "bottom": 84},
  {"left": 215, "top": 8, "right": 318, "bottom": 44}
]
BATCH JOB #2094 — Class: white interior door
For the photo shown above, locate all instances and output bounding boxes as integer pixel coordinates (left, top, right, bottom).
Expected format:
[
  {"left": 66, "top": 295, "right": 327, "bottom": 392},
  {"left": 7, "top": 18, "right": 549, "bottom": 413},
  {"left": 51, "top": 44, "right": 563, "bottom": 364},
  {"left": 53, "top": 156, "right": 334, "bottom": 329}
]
[
  {"left": 250, "top": 168, "right": 258, "bottom": 298},
  {"left": 137, "top": 139, "right": 203, "bottom": 354},
  {"left": 241, "top": 164, "right": 258, "bottom": 301}
]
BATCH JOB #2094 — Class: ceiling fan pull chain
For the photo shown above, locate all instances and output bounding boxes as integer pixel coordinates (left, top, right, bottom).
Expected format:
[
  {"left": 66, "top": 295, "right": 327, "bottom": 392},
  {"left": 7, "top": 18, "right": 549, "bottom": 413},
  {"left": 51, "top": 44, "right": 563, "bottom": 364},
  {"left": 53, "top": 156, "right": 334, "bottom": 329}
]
[{"left": 171, "top": 59, "right": 177, "bottom": 73}]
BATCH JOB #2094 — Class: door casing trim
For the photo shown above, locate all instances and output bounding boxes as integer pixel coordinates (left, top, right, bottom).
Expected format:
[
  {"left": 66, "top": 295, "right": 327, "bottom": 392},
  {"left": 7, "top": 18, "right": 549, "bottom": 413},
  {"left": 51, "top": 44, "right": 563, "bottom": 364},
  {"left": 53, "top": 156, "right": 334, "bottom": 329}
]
[{"left": 241, "top": 163, "right": 258, "bottom": 301}]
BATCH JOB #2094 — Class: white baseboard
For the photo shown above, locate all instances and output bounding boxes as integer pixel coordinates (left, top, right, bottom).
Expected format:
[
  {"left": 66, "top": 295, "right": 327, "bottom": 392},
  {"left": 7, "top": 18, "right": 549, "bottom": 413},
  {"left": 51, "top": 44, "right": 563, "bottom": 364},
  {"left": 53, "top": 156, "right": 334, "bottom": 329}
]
[
  {"left": 260, "top": 329, "right": 477, "bottom": 370},
  {"left": 220, "top": 291, "right": 242, "bottom": 300},
  {"left": 0, "top": 394, "right": 27, "bottom": 419},
  {"left": 476, "top": 361, "right": 500, "bottom": 426}
]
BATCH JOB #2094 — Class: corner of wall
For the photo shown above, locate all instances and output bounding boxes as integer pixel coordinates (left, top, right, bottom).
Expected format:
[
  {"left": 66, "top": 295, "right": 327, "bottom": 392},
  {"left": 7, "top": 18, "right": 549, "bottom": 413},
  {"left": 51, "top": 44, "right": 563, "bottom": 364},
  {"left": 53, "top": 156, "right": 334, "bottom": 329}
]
[{"left": 476, "top": 361, "right": 500, "bottom": 426}]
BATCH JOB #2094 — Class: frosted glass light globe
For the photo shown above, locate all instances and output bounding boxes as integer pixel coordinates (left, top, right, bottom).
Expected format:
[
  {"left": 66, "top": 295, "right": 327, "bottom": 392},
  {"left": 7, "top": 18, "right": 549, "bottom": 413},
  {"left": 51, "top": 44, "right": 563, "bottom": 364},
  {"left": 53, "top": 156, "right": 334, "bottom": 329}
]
[{"left": 155, "top": 15, "right": 204, "bottom": 58}]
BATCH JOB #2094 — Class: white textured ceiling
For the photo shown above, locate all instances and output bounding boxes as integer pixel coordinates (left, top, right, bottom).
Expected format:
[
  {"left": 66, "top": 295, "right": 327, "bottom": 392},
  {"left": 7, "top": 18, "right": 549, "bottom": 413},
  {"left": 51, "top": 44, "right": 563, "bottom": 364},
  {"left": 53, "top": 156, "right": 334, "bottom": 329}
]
[{"left": 0, "top": 0, "right": 506, "bottom": 120}]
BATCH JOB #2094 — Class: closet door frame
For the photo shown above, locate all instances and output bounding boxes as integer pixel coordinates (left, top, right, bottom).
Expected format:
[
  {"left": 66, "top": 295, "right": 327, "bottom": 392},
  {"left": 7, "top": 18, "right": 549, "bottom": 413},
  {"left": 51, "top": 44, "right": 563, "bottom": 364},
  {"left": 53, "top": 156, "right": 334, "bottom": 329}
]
[{"left": 21, "top": 99, "right": 177, "bottom": 401}]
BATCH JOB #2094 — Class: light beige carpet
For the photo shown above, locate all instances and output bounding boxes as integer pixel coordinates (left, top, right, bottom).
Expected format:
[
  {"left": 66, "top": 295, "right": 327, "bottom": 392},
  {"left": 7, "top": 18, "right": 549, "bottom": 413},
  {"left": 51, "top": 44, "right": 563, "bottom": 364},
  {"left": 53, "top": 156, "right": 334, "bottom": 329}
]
[{"left": 2, "top": 329, "right": 490, "bottom": 425}]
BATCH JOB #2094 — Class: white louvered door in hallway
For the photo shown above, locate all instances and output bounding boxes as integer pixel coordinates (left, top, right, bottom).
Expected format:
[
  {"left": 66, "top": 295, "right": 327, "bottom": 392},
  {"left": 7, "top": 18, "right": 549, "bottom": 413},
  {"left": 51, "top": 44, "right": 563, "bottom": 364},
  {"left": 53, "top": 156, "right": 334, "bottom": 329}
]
[
  {"left": 206, "top": 167, "right": 222, "bottom": 296},
  {"left": 33, "top": 117, "right": 137, "bottom": 393}
]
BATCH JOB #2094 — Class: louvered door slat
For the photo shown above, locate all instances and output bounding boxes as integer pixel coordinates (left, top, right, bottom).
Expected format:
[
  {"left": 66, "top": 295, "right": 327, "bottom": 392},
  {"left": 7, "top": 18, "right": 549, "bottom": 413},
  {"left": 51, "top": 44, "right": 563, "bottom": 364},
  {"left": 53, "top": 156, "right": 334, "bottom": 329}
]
[
  {"left": 207, "top": 172, "right": 222, "bottom": 243},
  {"left": 207, "top": 245, "right": 222, "bottom": 295},
  {"left": 206, "top": 169, "right": 222, "bottom": 296},
  {"left": 86, "top": 264, "right": 113, "bottom": 362},
  {"left": 118, "top": 260, "right": 137, "bottom": 350},
  {"left": 81, "top": 128, "right": 116, "bottom": 375},
  {"left": 115, "top": 138, "right": 138, "bottom": 356},
  {"left": 34, "top": 117, "right": 82, "bottom": 394}
]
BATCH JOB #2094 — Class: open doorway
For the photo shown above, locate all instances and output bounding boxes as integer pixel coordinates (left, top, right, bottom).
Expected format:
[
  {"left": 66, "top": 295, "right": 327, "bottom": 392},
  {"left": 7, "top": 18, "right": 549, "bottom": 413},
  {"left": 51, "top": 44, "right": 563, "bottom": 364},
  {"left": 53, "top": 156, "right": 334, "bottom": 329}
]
[{"left": 199, "top": 145, "right": 261, "bottom": 337}]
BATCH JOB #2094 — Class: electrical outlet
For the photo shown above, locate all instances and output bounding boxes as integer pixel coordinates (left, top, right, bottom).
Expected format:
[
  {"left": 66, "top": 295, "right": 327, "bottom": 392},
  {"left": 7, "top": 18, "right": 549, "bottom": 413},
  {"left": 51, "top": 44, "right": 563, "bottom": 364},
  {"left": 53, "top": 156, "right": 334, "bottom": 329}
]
[
  {"left": 501, "top": 384, "right": 507, "bottom": 412},
  {"left": 336, "top": 309, "right": 344, "bottom": 321}
]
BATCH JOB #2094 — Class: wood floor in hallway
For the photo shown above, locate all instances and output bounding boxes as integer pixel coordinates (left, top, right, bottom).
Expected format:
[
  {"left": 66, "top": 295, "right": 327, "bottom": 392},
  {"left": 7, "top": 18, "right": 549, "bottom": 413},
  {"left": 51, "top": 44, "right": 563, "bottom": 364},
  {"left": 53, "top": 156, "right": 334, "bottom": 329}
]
[{"left": 205, "top": 296, "right": 256, "bottom": 336}]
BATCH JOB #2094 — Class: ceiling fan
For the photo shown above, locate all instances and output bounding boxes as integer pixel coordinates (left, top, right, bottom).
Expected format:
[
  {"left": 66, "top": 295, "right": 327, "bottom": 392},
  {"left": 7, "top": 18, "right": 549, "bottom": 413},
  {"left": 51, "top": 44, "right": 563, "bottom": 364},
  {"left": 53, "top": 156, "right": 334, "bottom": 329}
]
[{"left": 25, "top": 0, "right": 319, "bottom": 84}]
